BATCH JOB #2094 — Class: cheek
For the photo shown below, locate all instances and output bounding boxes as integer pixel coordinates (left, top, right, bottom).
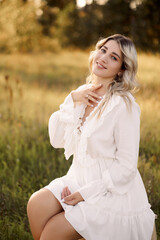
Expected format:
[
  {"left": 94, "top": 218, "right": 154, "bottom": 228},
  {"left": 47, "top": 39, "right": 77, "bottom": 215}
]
[
  {"left": 92, "top": 56, "right": 99, "bottom": 69},
  {"left": 110, "top": 62, "right": 121, "bottom": 73},
  {"left": 93, "top": 53, "right": 99, "bottom": 63}
]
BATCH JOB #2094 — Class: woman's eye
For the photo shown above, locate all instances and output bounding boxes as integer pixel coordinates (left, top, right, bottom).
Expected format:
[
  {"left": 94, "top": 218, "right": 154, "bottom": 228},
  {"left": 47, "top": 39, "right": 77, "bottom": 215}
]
[
  {"left": 111, "top": 56, "right": 117, "bottom": 61},
  {"left": 100, "top": 48, "right": 106, "bottom": 53}
]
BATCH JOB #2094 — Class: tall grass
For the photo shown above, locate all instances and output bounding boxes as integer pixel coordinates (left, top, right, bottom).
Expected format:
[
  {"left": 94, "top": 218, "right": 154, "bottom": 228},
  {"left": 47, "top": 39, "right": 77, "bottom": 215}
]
[{"left": 0, "top": 51, "right": 160, "bottom": 239}]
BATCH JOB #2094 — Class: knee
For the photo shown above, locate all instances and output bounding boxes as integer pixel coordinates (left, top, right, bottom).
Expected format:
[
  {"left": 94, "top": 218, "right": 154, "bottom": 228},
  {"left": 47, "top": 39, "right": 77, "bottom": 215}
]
[{"left": 27, "top": 191, "right": 39, "bottom": 217}]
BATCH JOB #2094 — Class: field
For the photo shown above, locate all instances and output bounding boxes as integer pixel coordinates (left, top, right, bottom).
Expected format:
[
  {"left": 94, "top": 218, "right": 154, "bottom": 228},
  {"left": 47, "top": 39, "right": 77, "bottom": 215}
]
[{"left": 0, "top": 51, "right": 160, "bottom": 239}]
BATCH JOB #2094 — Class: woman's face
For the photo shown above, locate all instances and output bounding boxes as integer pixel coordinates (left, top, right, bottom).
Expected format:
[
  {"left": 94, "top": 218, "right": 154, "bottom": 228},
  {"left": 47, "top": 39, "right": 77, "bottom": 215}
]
[{"left": 92, "top": 40, "right": 123, "bottom": 80}]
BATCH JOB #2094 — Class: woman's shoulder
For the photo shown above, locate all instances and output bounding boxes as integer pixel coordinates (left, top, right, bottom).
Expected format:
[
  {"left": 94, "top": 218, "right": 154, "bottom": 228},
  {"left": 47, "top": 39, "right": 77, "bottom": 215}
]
[{"left": 113, "top": 92, "right": 141, "bottom": 115}]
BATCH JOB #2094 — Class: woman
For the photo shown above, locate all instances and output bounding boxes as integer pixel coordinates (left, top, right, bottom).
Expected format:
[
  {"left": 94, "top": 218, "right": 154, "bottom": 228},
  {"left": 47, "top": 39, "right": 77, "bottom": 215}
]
[{"left": 27, "top": 34, "right": 156, "bottom": 240}]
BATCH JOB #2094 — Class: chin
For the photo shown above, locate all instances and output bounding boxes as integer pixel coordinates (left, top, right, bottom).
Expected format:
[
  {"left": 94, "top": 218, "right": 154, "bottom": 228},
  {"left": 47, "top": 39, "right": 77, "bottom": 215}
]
[
  {"left": 92, "top": 70, "right": 107, "bottom": 78},
  {"left": 92, "top": 65, "right": 107, "bottom": 77}
]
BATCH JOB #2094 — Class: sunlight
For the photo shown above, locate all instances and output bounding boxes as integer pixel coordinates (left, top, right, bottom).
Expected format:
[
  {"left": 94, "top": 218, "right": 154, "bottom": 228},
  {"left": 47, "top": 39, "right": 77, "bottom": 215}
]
[
  {"left": 77, "top": 0, "right": 86, "bottom": 8},
  {"left": 77, "top": 0, "right": 109, "bottom": 8}
]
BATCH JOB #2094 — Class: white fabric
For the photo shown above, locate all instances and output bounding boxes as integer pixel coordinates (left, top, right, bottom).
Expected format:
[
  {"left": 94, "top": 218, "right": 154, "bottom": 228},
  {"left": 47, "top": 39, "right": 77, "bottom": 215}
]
[{"left": 46, "top": 84, "right": 155, "bottom": 240}]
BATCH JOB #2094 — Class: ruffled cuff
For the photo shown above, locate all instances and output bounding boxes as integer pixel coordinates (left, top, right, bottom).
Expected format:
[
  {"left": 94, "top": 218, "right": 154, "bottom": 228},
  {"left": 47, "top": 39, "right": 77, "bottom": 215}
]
[
  {"left": 78, "top": 180, "right": 106, "bottom": 201},
  {"left": 77, "top": 170, "right": 116, "bottom": 201},
  {"left": 102, "top": 169, "right": 115, "bottom": 192}
]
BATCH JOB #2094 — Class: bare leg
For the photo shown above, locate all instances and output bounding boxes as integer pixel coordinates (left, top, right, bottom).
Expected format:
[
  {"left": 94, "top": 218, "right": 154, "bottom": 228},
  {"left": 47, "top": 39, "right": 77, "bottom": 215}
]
[
  {"left": 151, "top": 223, "right": 157, "bottom": 240},
  {"left": 27, "top": 188, "right": 63, "bottom": 240},
  {"left": 40, "top": 211, "right": 82, "bottom": 240}
]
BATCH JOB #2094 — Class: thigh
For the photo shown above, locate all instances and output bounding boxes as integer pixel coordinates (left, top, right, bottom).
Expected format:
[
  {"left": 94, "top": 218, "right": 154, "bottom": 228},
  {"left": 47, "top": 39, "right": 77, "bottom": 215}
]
[
  {"left": 27, "top": 188, "right": 63, "bottom": 240},
  {"left": 151, "top": 223, "right": 157, "bottom": 240},
  {"left": 40, "top": 211, "right": 82, "bottom": 240}
]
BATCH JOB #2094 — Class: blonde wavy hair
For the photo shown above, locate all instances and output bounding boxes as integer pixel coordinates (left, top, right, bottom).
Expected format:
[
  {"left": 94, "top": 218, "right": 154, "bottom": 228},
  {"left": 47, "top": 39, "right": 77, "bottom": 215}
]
[{"left": 86, "top": 34, "right": 139, "bottom": 115}]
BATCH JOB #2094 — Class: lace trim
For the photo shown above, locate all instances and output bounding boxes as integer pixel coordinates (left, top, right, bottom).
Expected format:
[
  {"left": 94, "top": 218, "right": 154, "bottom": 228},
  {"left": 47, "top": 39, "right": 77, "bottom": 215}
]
[
  {"left": 76, "top": 96, "right": 104, "bottom": 134},
  {"left": 74, "top": 95, "right": 121, "bottom": 162},
  {"left": 64, "top": 93, "right": 122, "bottom": 160}
]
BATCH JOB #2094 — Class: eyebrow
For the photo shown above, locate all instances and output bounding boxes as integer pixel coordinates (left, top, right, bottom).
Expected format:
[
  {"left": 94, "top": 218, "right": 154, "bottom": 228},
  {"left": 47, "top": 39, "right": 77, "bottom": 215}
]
[{"left": 103, "top": 46, "right": 121, "bottom": 59}]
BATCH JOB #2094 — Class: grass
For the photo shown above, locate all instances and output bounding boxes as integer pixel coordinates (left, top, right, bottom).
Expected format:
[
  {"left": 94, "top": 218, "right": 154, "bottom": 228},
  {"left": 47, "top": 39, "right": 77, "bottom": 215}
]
[{"left": 0, "top": 51, "right": 160, "bottom": 239}]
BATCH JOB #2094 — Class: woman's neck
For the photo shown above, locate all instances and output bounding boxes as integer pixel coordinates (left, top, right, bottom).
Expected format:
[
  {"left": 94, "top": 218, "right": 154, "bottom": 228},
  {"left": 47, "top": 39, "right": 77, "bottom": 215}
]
[{"left": 93, "top": 76, "right": 113, "bottom": 95}]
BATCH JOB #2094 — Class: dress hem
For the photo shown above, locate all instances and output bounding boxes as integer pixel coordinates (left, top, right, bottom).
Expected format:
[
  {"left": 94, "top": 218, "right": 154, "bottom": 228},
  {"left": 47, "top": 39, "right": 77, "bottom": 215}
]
[
  {"left": 44, "top": 186, "right": 155, "bottom": 240},
  {"left": 44, "top": 186, "right": 85, "bottom": 239}
]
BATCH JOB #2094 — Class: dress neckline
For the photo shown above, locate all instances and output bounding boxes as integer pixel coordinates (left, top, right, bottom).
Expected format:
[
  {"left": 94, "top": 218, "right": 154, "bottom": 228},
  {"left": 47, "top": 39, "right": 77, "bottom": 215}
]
[{"left": 77, "top": 96, "right": 106, "bottom": 134}]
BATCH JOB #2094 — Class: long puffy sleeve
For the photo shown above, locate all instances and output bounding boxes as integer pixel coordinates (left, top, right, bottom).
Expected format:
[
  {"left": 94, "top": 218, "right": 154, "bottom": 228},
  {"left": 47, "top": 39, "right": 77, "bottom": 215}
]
[
  {"left": 78, "top": 100, "right": 141, "bottom": 200},
  {"left": 49, "top": 92, "right": 74, "bottom": 147},
  {"left": 49, "top": 85, "right": 86, "bottom": 159}
]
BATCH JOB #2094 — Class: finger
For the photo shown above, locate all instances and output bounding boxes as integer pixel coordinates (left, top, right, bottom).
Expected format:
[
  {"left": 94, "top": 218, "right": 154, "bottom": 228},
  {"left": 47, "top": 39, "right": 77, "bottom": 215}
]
[
  {"left": 84, "top": 94, "right": 95, "bottom": 106},
  {"left": 64, "top": 195, "right": 77, "bottom": 205},
  {"left": 64, "top": 187, "right": 69, "bottom": 198},
  {"left": 88, "top": 91, "right": 103, "bottom": 100},
  {"left": 62, "top": 186, "right": 68, "bottom": 199},
  {"left": 66, "top": 187, "right": 71, "bottom": 196},
  {"left": 88, "top": 95, "right": 99, "bottom": 104},
  {"left": 64, "top": 195, "right": 73, "bottom": 202},
  {"left": 64, "top": 199, "right": 77, "bottom": 206}
]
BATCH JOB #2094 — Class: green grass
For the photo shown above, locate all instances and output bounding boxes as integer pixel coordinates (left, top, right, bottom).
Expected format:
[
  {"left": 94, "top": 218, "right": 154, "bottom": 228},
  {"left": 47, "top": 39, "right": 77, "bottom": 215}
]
[{"left": 0, "top": 51, "right": 160, "bottom": 239}]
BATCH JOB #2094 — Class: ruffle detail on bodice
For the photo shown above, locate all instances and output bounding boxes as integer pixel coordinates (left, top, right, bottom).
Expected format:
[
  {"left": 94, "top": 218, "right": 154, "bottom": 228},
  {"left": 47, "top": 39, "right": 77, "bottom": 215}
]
[
  {"left": 60, "top": 91, "right": 137, "bottom": 161},
  {"left": 75, "top": 94, "right": 122, "bottom": 163},
  {"left": 83, "top": 94, "right": 121, "bottom": 138}
]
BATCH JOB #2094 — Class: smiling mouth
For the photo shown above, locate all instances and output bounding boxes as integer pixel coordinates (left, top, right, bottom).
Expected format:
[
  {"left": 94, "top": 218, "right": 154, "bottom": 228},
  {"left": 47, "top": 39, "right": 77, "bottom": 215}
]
[{"left": 96, "top": 62, "right": 107, "bottom": 69}]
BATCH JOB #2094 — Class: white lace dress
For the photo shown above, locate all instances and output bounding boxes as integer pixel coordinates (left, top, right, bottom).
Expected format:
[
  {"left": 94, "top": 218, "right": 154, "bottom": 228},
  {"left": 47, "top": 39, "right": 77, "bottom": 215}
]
[{"left": 45, "top": 84, "right": 155, "bottom": 240}]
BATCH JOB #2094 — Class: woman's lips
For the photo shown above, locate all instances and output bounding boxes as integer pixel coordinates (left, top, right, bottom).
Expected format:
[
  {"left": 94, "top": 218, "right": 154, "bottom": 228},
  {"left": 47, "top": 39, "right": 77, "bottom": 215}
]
[{"left": 96, "top": 61, "right": 107, "bottom": 69}]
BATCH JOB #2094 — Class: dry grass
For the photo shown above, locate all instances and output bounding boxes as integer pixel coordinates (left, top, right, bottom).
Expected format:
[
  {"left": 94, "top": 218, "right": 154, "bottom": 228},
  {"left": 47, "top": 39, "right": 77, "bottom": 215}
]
[{"left": 0, "top": 51, "right": 160, "bottom": 239}]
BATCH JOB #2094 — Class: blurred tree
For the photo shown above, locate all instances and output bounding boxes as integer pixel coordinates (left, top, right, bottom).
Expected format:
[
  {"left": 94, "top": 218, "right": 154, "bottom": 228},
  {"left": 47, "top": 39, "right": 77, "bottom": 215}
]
[
  {"left": 55, "top": 0, "right": 160, "bottom": 51},
  {"left": 39, "top": 0, "right": 76, "bottom": 35},
  {"left": 134, "top": 0, "right": 160, "bottom": 51},
  {"left": 56, "top": 1, "right": 103, "bottom": 48},
  {"left": 99, "top": 0, "right": 133, "bottom": 37},
  {"left": 44, "top": 0, "right": 75, "bottom": 9},
  {"left": 0, "top": 0, "right": 42, "bottom": 52},
  {"left": 0, "top": 0, "right": 159, "bottom": 52}
]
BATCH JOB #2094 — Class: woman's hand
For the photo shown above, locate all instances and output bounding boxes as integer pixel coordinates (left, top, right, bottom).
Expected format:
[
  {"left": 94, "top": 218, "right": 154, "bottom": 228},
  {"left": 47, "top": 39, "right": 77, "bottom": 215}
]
[
  {"left": 61, "top": 186, "right": 71, "bottom": 199},
  {"left": 71, "top": 83, "right": 103, "bottom": 107},
  {"left": 62, "top": 191, "right": 84, "bottom": 206}
]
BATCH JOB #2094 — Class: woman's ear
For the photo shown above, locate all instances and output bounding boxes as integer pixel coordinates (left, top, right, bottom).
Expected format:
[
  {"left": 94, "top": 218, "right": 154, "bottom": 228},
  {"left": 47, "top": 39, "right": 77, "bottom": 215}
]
[{"left": 118, "top": 70, "right": 124, "bottom": 77}]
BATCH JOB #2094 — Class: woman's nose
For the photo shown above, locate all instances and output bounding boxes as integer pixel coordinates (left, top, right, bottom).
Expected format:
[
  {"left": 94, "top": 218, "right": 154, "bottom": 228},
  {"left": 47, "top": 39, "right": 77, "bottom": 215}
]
[{"left": 99, "top": 54, "right": 107, "bottom": 63}]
